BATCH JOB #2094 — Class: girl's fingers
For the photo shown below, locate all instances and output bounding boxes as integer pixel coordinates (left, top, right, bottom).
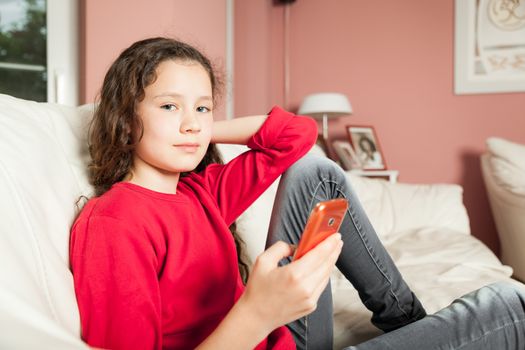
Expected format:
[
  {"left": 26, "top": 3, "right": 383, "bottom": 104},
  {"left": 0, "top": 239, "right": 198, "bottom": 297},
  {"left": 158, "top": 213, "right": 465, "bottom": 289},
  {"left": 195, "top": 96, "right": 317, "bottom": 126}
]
[
  {"left": 311, "top": 274, "right": 332, "bottom": 302},
  {"left": 292, "top": 233, "right": 342, "bottom": 274},
  {"left": 299, "top": 243, "right": 342, "bottom": 292},
  {"left": 257, "top": 241, "right": 295, "bottom": 270}
]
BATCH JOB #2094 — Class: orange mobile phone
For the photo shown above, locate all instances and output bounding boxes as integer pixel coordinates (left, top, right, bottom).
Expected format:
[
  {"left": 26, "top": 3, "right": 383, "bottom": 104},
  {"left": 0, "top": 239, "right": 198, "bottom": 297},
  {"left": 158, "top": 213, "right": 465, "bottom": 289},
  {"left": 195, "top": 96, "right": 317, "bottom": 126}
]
[{"left": 293, "top": 198, "right": 348, "bottom": 261}]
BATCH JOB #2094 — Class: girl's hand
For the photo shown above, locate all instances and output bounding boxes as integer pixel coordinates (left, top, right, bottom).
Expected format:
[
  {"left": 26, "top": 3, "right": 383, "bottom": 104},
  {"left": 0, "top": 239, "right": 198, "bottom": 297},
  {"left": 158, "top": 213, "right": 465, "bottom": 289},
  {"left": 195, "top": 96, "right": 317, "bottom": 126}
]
[{"left": 240, "top": 233, "right": 343, "bottom": 333}]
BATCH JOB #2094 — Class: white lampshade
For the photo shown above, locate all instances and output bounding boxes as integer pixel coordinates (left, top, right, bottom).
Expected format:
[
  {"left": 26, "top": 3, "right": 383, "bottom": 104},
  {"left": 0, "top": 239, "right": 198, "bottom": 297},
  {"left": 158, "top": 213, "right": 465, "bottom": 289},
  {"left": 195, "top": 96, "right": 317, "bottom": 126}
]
[{"left": 298, "top": 92, "right": 353, "bottom": 118}]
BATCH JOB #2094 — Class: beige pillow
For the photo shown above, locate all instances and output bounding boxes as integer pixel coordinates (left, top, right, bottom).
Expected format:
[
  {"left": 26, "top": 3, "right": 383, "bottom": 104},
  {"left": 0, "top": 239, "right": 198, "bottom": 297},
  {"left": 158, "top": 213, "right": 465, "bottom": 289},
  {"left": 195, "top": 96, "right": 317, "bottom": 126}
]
[
  {"left": 346, "top": 174, "right": 470, "bottom": 237},
  {"left": 486, "top": 137, "right": 525, "bottom": 196}
]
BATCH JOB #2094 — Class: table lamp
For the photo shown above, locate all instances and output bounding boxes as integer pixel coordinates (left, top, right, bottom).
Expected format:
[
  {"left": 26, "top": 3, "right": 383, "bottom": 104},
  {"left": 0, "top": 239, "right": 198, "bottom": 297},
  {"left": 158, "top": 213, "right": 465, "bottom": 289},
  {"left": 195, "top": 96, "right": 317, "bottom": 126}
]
[{"left": 298, "top": 92, "right": 353, "bottom": 144}]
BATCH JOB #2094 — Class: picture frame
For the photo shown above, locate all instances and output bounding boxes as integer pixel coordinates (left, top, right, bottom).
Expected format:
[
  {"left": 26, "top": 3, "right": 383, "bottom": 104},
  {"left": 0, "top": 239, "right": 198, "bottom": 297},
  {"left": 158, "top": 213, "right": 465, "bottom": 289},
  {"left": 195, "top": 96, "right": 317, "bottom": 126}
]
[
  {"left": 332, "top": 140, "right": 362, "bottom": 170},
  {"left": 346, "top": 125, "right": 387, "bottom": 170},
  {"left": 454, "top": 0, "right": 525, "bottom": 94}
]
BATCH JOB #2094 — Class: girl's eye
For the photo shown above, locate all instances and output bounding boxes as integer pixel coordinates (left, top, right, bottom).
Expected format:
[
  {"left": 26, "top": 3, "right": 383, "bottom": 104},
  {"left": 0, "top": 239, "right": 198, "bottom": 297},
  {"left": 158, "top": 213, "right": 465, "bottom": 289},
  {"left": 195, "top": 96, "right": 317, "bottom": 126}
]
[
  {"left": 161, "top": 104, "right": 177, "bottom": 111},
  {"left": 196, "top": 106, "right": 211, "bottom": 113}
]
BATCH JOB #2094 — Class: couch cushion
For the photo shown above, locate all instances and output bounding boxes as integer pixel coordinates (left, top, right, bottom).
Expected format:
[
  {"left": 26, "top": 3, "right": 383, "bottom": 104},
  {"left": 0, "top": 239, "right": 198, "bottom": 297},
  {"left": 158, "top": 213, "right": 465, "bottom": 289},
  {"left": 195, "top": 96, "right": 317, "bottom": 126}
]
[
  {"left": 346, "top": 173, "right": 471, "bottom": 237},
  {"left": 486, "top": 137, "right": 525, "bottom": 196}
]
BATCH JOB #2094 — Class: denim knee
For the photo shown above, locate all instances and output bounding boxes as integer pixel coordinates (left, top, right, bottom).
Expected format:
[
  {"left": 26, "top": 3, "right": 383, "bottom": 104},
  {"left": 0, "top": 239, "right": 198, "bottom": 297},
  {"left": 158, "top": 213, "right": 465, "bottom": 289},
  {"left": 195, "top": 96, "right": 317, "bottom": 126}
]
[
  {"left": 486, "top": 281, "right": 525, "bottom": 305},
  {"left": 287, "top": 153, "right": 347, "bottom": 185}
]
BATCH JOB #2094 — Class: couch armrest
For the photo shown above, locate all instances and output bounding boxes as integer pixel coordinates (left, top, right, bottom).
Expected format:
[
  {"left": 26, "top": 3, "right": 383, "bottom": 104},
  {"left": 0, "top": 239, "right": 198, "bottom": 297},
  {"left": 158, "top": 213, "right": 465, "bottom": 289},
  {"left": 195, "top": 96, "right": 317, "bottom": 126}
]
[
  {"left": 485, "top": 137, "right": 525, "bottom": 197},
  {"left": 481, "top": 154, "right": 525, "bottom": 281}
]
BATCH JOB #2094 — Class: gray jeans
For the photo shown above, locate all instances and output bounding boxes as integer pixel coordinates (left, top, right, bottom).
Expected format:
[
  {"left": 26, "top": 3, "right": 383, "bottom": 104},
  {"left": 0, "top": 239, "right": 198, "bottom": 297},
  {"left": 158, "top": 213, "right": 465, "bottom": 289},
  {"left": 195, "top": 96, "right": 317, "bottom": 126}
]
[{"left": 265, "top": 154, "right": 525, "bottom": 350}]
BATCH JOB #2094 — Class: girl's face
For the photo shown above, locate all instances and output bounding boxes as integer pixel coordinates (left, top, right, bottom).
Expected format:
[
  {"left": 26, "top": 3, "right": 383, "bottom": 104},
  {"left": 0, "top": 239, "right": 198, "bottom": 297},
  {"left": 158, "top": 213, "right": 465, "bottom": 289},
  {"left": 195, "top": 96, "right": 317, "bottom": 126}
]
[
  {"left": 361, "top": 140, "right": 372, "bottom": 152},
  {"left": 131, "top": 60, "right": 213, "bottom": 185}
]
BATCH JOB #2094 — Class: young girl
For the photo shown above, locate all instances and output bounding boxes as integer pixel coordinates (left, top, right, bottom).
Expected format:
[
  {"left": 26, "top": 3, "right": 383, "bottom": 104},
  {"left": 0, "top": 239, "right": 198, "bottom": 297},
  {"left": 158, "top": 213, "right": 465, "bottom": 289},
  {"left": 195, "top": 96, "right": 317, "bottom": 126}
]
[{"left": 70, "top": 37, "right": 525, "bottom": 350}]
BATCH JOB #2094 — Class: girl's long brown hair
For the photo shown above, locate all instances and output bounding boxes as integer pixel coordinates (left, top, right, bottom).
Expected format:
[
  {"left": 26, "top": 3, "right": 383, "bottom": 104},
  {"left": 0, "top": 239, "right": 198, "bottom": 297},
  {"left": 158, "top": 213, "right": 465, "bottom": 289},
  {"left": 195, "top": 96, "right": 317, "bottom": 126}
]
[{"left": 81, "top": 37, "right": 250, "bottom": 282}]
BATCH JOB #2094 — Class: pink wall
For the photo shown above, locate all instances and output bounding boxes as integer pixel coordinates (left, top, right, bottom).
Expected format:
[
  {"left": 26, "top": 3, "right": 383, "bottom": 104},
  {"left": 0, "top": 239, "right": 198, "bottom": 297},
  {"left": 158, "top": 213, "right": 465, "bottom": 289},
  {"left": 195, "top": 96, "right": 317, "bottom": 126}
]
[
  {"left": 81, "top": 0, "right": 227, "bottom": 119},
  {"left": 235, "top": 0, "right": 525, "bottom": 253},
  {"left": 234, "top": 1, "right": 284, "bottom": 116},
  {"left": 80, "top": 0, "right": 524, "bottom": 253}
]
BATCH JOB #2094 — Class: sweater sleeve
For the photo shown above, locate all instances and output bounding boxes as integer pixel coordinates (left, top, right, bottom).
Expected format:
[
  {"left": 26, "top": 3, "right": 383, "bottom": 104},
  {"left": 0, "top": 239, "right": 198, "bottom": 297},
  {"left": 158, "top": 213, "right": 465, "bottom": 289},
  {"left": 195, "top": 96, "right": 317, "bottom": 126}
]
[
  {"left": 70, "top": 215, "right": 162, "bottom": 350},
  {"left": 202, "top": 106, "right": 318, "bottom": 226}
]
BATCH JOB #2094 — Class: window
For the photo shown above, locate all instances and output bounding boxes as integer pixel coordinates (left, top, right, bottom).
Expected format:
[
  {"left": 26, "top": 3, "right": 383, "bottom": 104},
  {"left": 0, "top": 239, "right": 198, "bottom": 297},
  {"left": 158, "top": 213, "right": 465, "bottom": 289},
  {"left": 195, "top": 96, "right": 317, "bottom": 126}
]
[
  {"left": 0, "top": 0, "right": 78, "bottom": 105},
  {"left": 0, "top": 0, "right": 46, "bottom": 101}
]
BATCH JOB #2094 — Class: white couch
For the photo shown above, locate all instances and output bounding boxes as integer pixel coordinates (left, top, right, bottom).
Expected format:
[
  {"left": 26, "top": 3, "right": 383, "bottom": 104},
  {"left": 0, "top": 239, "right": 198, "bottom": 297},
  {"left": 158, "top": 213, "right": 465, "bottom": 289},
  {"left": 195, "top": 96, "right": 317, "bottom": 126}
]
[
  {"left": 0, "top": 94, "right": 521, "bottom": 349},
  {"left": 481, "top": 137, "right": 525, "bottom": 282}
]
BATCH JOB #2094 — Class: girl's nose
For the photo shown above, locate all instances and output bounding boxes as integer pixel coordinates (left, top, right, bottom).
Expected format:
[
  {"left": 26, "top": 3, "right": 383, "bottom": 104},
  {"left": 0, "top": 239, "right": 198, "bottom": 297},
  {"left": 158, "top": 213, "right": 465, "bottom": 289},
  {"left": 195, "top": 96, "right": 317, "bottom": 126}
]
[{"left": 180, "top": 111, "right": 201, "bottom": 134}]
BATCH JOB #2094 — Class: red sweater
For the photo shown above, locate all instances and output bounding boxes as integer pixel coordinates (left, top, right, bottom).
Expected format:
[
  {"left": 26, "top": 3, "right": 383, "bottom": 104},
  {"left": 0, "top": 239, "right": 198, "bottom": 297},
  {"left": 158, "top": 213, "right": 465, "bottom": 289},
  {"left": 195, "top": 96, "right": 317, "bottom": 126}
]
[{"left": 70, "top": 106, "right": 318, "bottom": 350}]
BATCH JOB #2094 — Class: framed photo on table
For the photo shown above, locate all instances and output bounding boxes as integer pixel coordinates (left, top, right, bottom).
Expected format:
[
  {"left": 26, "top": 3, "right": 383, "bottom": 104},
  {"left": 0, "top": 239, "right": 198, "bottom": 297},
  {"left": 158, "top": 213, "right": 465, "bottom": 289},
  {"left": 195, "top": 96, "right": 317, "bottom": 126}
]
[
  {"left": 346, "top": 125, "right": 387, "bottom": 170},
  {"left": 332, "top": 140, "right": 362, "bottom": 170}
]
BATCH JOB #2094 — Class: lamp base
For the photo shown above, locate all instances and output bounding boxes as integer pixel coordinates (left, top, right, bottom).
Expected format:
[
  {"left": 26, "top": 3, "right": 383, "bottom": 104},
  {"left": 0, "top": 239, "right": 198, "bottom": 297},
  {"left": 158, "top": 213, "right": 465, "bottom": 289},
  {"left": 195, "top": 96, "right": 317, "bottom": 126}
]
[
  {"left": 322, "top": 114, "right": 329, "bottom": 141},
  {"left": 320, "top": 114, "right": 335, "bottom": 160}
]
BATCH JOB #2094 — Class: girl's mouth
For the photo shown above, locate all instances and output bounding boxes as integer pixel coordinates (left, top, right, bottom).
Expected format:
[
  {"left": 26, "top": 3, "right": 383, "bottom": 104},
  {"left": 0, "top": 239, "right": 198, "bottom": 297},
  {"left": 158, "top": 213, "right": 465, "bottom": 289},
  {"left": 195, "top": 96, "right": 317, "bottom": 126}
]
[{"left": 174, "top": 144, "right": 199, "bottom": 153}]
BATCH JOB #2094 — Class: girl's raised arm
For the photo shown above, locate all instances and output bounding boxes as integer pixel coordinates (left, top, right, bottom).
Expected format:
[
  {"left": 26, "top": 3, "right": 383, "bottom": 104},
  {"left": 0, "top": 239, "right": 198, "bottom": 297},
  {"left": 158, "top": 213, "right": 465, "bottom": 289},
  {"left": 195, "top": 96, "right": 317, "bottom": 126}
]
[
  {"left": 211, "top": 114, "right": 268, "bottom": 145},
  {"left": 202, "top": 106, "right": 318, "bottom": 227}
]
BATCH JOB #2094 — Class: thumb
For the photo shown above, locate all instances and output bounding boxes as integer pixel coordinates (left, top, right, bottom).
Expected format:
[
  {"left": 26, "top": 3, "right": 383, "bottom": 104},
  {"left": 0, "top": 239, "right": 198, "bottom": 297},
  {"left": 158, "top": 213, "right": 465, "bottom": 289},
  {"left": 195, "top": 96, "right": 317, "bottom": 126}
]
[{"left": 258, "top": 241, "right": 294, "bottom": 270}]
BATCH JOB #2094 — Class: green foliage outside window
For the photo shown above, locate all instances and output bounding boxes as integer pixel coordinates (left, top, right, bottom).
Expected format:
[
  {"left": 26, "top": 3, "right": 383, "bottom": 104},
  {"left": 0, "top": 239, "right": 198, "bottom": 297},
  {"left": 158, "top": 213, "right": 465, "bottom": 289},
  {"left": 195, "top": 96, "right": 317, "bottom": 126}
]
[{"left": 0, "top": 0, "right": 47, "bottom": 101}]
